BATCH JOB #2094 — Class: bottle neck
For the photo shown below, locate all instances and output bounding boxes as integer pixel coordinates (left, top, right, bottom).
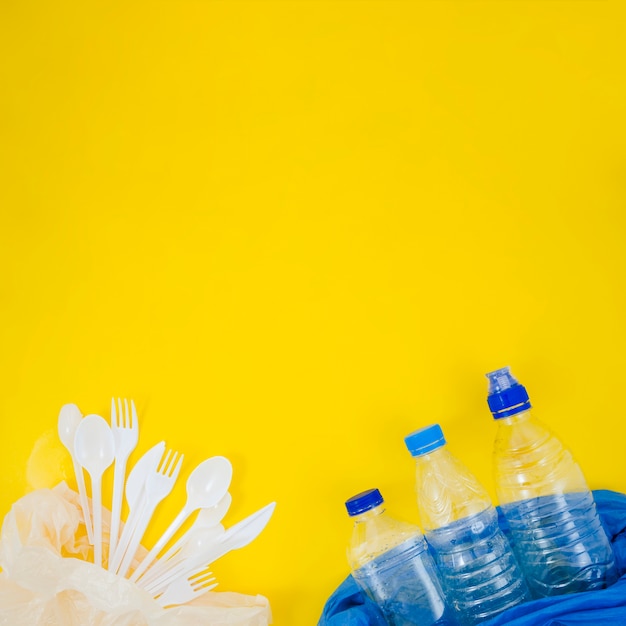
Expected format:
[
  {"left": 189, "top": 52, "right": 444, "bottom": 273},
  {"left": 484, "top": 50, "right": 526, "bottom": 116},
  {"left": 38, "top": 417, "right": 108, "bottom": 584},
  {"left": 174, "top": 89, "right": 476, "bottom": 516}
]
[
  {"left": 413, "top": 444, "right": 450, "bottom": 466},
  {"left": 351, "top": 503, "right": 386, "bottom": 524},
  {"left": 496, "top": 407, "right": 533, "bottom": 426}
]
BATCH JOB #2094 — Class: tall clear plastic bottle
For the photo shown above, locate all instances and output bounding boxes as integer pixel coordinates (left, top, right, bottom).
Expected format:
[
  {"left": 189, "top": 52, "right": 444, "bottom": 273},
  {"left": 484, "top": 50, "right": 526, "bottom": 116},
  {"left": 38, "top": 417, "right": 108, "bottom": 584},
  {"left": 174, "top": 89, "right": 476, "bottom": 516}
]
[
  {"left": 345, "top": 488, "right": 457, "bottom": 626},
  {"left": 404, "top": 424, "right": 530, "bottom": 626},
  {"left": 486, "top": 366, "right": 617, "bottom": 598}
]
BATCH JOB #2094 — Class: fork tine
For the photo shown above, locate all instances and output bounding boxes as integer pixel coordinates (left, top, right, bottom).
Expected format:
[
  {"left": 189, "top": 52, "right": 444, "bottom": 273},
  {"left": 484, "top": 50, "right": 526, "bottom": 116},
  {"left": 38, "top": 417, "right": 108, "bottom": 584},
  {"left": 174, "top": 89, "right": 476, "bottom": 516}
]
[
  {"left": 195, "top": 579, "right": 216, "bottom": 591},
  {"left": 158, "top": 449, "right": 172, "bottom": 473},
  {"left": 190, "top": 570, "right": 215, "bottom": 586},
  {"left": 163, "top": 451, "right": 183, "bottom": 477},
  {"left": 170, "top": 452, "right": 184, "bottom": 479},
  {"left": 164, "top": 450, "right": 178, "bottom": 475},
  {"left": 189, "top": 569, "right": 212, "bottom": 582},
  {"left": 123, "top": 398, "right": 129, "bottom": 428},
  {"left": 131, "top": 399, "right": 137, "bottom": 429},
  {"left": 193, "top": 576, "right": 217, "bottom": 591}
]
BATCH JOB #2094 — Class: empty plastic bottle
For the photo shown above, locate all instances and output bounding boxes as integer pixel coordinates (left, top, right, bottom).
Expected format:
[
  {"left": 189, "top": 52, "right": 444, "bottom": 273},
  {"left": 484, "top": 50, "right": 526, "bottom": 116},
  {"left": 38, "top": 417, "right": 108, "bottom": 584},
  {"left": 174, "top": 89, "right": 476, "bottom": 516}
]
[
  {"left": 486, "top": 366, "right": 617, "bottom": 598},
  {"left": 404, "top": 424, "right": 530, "bottom": 626},
  {"left": 345, "top": 488, "right": 457, "bottom": 626}
]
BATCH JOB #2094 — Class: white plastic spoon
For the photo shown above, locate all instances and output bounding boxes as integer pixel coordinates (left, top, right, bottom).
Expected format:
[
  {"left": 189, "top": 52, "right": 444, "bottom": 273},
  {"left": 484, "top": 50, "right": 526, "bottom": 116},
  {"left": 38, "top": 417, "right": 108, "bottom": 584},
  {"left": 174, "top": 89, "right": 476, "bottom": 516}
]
[
  {"left": 57, "top": 403, "right": 93, "bottom": 543},
  {"left": 130, "top": 456, "right": 233, "bottom": 582},
  {"left": 74, "top": 414, "right": 115, "bottom": 567}
]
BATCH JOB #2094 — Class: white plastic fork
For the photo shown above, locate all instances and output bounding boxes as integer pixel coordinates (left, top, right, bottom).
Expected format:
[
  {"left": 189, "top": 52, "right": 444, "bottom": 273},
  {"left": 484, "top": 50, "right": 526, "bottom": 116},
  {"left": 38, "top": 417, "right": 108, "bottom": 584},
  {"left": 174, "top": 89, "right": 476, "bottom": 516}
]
[
  {"left": 155, "top": 569, "right": 217, "bottom": 608},
  {"left": 108, "top": 398, "right": 139, "bottom": 567},
  {"left": 116, "top": 447, "right": 184, "bottom": 578}
]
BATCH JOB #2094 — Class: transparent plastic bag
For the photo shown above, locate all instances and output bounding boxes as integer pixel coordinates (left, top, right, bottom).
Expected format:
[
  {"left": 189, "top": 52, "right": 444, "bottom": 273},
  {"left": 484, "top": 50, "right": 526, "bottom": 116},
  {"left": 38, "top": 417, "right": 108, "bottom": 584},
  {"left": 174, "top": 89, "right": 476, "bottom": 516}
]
[{"left": 0, "top": 483, "right": 272, "bottom": 625}]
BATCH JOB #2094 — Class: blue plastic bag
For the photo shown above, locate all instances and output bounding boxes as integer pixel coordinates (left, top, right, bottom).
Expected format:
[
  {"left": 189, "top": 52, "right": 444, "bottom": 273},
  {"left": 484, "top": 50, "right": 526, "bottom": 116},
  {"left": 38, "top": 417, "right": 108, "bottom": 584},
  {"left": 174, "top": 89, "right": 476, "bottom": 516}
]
[{"left": 319, "top": 490, "right": 626, "bottom": 626}]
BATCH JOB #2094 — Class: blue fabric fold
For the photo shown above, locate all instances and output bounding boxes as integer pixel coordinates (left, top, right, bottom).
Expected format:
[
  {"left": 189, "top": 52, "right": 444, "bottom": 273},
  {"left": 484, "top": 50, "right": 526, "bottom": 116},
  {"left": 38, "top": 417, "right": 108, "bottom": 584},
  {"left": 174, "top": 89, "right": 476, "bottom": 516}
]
[{"left": 318, "top": 490, "right": 626, "bottom": 626}]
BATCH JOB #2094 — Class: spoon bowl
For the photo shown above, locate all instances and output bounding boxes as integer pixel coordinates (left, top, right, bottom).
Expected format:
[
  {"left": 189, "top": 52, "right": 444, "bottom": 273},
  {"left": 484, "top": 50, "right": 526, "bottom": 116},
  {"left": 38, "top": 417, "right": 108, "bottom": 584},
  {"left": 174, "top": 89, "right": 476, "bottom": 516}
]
[{"left": 185, "top": 457, "right": 233, "bottom": 510}]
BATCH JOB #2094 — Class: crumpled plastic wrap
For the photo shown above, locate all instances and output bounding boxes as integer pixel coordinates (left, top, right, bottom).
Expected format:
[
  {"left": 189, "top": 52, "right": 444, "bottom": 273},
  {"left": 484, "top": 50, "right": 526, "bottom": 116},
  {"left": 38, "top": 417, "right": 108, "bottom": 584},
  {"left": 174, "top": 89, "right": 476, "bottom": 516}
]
[{"left": 0, "top": 483, "right": 272, "bottom": 625}]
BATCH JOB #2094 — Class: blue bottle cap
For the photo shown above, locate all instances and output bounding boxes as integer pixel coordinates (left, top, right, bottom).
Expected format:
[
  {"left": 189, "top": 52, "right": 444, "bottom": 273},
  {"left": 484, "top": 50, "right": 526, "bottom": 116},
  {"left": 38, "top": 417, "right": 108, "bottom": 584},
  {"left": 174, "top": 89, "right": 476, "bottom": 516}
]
[
  {"left": 345, "top": 488, "right": 384, "bottom": 516},
  {"left": 486, "top": 366, "right": 532, "bottom": 419},
  {"left": 404, "top": 423, "right": 446, "bottom": 457}
]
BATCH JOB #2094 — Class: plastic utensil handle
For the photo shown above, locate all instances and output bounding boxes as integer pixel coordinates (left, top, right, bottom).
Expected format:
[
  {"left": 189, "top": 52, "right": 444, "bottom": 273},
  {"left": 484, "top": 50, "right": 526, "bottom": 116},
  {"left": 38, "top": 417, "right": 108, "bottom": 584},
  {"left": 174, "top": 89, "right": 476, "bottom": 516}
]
[
  {"left": 110, "top": 442, "right": 166, "bottom": 572},
  {"left": 149, "top": 528, "right": 188, "bottom": 571},
  {"left": 146, "top": 531, "right": 232, "bottom": 595},
  {"left": 72, "top": 458, "right": 94, "bottom": 544},
  {"left": 148, "top": 502, "right": 276, "bottom": 592},
  {"left": 145, "top": 559, "right": 190, "bottom": 595},
  {"left": 130, "top": 506, "right": 191, "bottom": 582},
  {"left": 137, "top": 548, "right": 187, "bottom": 589},
  {"left": 117, "top": 495, "right": 161, "bottom": 578},
  {"left": 146, "top": 542, "right": 225, "bottom": 595},
  {"left": 142, "top": 493, "right": 233, "bottom": 585},
  {"left": 109, "top": 453, "right": 129, "bottom": 562},
  {"left": 92, "top": 477, "right": 103, "bottom": 567},
  {"left": 138, "top": 519, "right": 204, "bottom": 587},
  {"left": 110, "top": 492, "right": 147, "bottom": 573},
  {"left": 135, "top": 543, "right": 186, "bottom": 588}
]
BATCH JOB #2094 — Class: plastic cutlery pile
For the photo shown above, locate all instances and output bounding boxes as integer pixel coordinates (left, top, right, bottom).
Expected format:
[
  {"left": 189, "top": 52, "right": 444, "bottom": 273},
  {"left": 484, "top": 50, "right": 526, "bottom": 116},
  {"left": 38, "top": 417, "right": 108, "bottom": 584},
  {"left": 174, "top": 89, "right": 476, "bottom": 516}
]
[{"left": 56, "top": 400, "right": 276, "bottom": 609}]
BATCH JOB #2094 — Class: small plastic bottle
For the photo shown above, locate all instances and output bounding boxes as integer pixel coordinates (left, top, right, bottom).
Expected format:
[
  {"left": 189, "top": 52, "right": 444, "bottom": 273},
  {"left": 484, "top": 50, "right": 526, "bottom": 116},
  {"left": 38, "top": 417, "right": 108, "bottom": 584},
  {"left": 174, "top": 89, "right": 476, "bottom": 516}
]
[
  {"left": 404, "top": 424, "right": 530, "bottom": 626},
  {"left": 345, "top": 488, "right": 457, "bottom": 626},
  {"left": 486, "top": 366, "right": 617, "bottom": 598}
]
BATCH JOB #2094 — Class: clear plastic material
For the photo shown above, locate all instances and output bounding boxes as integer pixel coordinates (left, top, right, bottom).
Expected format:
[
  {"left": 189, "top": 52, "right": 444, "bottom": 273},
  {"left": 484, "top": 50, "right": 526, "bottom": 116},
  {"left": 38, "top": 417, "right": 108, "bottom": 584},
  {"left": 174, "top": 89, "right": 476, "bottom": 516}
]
[
  {"left": 0, "top": 483, "right": 272, "bottom": 625},
  {"left": 492, "top": 405, "right": 618, "bottom": 598},
  {"left": 346, "top": 490, "right": 456, "bottom": 626},
  {"left": 407, "top": 428, "right": 530, "bottom": 626}
]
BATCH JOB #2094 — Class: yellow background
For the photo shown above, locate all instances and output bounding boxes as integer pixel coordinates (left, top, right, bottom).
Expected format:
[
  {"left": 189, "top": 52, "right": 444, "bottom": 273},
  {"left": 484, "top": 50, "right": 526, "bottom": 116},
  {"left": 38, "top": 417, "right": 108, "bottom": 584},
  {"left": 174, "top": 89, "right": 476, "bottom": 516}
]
[{"left": 1, "top": 1, "right": 626, "bottom": 624}]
